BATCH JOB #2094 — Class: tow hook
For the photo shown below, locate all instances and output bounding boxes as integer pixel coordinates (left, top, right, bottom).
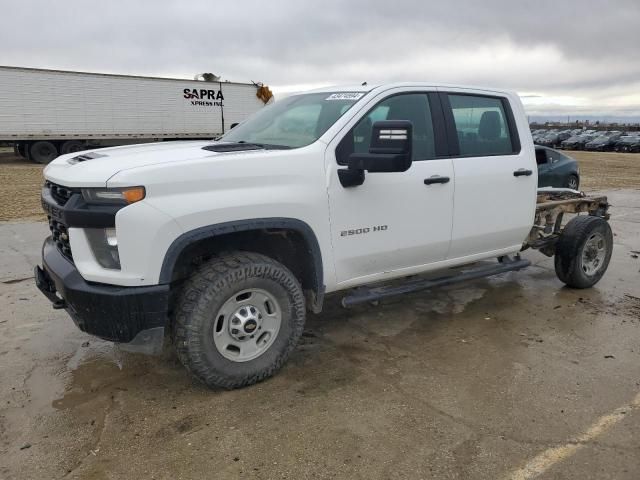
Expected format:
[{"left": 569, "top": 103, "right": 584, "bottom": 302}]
[{"left": 34, "top": 266, "right": 67, "bottom": 309}]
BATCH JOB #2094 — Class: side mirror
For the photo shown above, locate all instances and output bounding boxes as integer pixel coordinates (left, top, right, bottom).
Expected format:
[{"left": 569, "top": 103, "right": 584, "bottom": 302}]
[
  {"left": 229, "top": 122, "right": 239, "bottom": 130},
  {"left": 348, "top": 120, "right": 413, "bottom": 173}
]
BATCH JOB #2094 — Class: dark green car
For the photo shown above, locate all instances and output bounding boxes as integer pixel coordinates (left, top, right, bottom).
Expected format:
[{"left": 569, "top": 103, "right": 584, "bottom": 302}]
[{"left": 536, "top": 146, "right": 580, "bottom": 190}]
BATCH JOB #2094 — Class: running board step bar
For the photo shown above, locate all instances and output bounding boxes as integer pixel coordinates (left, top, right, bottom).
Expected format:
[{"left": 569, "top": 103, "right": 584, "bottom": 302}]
[{"left": 341, "top": 257, "right": 531, "bottom": 308}]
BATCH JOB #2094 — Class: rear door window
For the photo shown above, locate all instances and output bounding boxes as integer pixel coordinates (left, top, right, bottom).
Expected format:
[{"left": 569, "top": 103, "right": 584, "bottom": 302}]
[{"left": 447, "top": 94, "right": 517, "bottom": 156}]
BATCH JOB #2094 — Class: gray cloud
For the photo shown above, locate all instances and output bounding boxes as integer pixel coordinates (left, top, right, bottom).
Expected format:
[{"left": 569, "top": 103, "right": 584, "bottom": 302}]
[{"left": 2, "top": 0, "right": 639, "bottom": 116}]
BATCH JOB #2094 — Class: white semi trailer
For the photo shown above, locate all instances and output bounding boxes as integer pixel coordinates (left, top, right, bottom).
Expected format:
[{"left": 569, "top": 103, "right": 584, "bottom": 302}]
[{"left": 0, "top": 66, "right": 272, "bottom": 163}]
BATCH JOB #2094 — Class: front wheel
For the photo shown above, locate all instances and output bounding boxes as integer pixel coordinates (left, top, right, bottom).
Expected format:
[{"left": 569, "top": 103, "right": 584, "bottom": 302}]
[
  {"left": 554, "top": 216, "right": 613, "bottom": 288},
  {"left": 173, "top": 252, "right": 306, "bottom": 389}
]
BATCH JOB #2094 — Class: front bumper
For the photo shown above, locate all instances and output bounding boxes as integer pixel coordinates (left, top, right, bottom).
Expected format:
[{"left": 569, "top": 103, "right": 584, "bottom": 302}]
[{"left": 36, "top": 237, "right": 170, "bottom": 344}]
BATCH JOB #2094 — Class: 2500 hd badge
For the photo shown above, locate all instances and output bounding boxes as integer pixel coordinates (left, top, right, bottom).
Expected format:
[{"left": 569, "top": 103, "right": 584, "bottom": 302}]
[{"left": 341, "top": 225, "right": 388, "bottom": 236}]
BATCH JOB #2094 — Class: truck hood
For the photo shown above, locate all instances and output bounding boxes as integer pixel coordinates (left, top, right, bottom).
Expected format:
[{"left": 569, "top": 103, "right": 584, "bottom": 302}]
[{"left": 43, "top": 141, "right": 230, "bottom": 187}]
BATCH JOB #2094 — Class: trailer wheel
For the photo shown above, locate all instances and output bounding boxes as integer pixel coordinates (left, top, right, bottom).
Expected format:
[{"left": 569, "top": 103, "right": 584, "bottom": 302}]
[
  {"left": 554, "top": 216, "right": 613, "bottom": 288},
  {"left": 30, "top": 141, "right": 58, "bottom": 164},
  {"left": 173, "top": 252, "right": 306, "bottom": 389},
  {"left": 60, "top": 140, "right": 85, "bottom": 155}
]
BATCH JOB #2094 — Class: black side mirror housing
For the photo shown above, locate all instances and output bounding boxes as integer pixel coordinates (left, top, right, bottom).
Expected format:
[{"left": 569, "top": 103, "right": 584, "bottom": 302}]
[{"left": 348, "top": 120, "right": 413, "bottom": 173}]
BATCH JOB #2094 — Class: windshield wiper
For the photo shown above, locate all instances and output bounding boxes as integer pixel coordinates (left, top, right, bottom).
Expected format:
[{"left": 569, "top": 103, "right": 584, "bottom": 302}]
[
  {"left": 202, "top": 141, "right": 293, "bottom": 153},
  {"left": 236, "top": 141, "right": 292, "bottom": 150}
]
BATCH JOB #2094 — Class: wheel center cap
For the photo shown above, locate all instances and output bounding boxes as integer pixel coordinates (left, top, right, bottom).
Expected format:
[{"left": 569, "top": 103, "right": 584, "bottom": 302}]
[
  {"left": 244, "top": 319, "right": 258, "bottom": 334},
  {"left": 229, "top": 305, "right": 262, "bottom": 341}
]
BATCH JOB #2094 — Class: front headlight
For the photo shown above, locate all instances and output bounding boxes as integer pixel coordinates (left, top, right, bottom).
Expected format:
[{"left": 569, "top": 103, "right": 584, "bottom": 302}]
[
  {"left": 81, "top": 187, "right": 145, "bottom": 205},
  {"left": 86, "top": 228, "right": 120, "bottom": 269}
]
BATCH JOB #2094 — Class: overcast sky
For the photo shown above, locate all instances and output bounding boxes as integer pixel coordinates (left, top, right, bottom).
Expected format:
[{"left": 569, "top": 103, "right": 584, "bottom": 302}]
[{"left": 2, "top": 0, "right": 639, "bottom": 118}]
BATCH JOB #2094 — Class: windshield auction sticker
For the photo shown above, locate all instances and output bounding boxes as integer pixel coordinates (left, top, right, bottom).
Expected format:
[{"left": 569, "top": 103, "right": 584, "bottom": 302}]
[{"left": 325, "top": 92, "right": 365, "bottom": 101}]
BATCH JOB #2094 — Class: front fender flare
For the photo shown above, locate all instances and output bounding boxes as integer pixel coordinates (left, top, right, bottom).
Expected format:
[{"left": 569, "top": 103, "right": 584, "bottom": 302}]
[{"left": 158, "top": 218, "right": 325, "bottom": 311}]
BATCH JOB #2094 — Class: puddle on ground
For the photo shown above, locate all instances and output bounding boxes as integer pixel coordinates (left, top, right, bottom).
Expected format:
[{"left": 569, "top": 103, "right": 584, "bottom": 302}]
[
  {"left": 10, "top": 332, "right": 137, "bottom": 416},
  {"left": 53, "top": 357, "right": 128, "bottom": 410},
  {"left": 65, "top": 339, "right": 125, "bottom": 371}
]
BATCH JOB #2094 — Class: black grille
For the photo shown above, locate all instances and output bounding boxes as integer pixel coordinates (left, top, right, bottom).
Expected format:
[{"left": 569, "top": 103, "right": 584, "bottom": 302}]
[
  {"left": 44, "top": 181, "right": 80, "bottom": 260},
  {"left": 49, "top": 218, "right": 73, "bottom": 260},
  {"left": 45, "top": 181, "right": 78, "bottom": 206}
]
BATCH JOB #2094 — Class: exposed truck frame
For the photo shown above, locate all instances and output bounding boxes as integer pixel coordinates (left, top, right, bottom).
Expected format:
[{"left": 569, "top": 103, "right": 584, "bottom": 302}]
[{"left": 526, "top": 190, "right": 609, "bottom": 255}]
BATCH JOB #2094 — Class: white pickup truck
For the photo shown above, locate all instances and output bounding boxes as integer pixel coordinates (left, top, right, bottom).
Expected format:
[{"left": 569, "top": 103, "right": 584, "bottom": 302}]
[{"left": 36, "top": 83, "right": 613, "bottom": 389}]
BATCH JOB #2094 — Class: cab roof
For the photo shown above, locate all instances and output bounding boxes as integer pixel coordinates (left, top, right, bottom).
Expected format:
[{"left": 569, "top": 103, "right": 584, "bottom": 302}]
[{"left": 304, "top": 82, "right": 517, "bottom": 97}]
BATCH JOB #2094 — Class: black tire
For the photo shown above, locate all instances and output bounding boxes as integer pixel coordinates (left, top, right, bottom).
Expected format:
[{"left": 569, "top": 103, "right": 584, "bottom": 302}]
[
  {"left": 554, "top": 216, "right": 613, "bottom": 288},
  {"left": 566, "top": 174, "right": 579, "bottom": 190},
  {"left": 173, "top": 252, "right": 306, "bottom": 389},
  {"left": 60, "top": 140, "right": 85, "bottom": 155},
  {"left": 29, "top": 141, "right": 58, "bottom": 164}
]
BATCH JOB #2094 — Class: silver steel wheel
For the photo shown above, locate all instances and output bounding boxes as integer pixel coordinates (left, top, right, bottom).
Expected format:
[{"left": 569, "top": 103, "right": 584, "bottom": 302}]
[
  {"left": 580, "top": 232, "right": 606, "bottom": 276},
  {"left": 213, "top": 288, "right": 282, "bottom": 362},
  {"left": 568, "top": 176, "right": 578, "bottom": 189}
]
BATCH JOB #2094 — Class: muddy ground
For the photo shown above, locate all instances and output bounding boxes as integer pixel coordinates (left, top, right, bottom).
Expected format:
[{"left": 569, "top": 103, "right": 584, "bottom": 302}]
[
  {"left": 0, "top": 147, "right": 639, "bottom": 222},
  {"left": 1, "top": 148, "right": 640, "bottom": 479}
]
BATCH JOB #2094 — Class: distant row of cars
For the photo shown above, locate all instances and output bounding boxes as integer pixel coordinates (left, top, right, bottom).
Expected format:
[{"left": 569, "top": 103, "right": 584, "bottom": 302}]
[{"left": 531, "top": 128, "right": 640, "bottom": 152}]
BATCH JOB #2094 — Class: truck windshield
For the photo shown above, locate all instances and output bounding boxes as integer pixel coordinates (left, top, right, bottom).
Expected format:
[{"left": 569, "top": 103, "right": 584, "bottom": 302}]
[{"left": 220, "top": 92, "right": 365, "bottom": 149}]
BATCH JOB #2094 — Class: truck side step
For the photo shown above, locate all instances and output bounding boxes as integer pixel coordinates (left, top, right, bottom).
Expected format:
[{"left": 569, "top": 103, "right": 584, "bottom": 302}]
[{"left": 341, "top": 257, "right": 531, "bottom": 307}]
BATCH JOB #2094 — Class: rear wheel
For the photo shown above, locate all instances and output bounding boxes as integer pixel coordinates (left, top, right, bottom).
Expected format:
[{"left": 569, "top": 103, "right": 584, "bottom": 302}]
[
  {"left": 29, "top": 141, "right": 58, "bottom": 164},
  {"left": 60, "top": 140, "right": 85, "bottom": 155},
  {"left": 173, "top": 252, "right": 306, "bottom": 389},
  {"left": 554, "top": 216, "right": 613, "bottom": 288}
]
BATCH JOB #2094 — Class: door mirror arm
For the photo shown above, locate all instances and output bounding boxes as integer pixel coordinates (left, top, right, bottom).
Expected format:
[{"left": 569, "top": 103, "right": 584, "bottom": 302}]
[{"left": 338, "top": 168, "right": 365, "bottom": 188}]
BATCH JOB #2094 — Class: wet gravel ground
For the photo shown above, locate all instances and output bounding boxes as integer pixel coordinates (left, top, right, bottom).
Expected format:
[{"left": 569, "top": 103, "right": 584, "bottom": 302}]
[{"left": 0, "top": 190, "right": 639, "bottom": 479}]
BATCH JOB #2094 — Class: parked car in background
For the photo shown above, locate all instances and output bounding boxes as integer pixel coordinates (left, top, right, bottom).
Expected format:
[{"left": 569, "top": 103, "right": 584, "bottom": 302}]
[
  {"left": 614, "top": 135, "right": 640, "bottom": 153},
  {"left": 537, "top": 130, "right": 572, "bottom": 147},
  {"left": 561, "top": 133, "right": 595, "bottom": 150},
  {"left": 531, "top": 130, "right": 548, "bottom": 143},
  {"left": 536, "top": 145, "right": 580, "bottom": 189},
  {"left": 585, "top": 132, "right": 622, "bottom": 151}
]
